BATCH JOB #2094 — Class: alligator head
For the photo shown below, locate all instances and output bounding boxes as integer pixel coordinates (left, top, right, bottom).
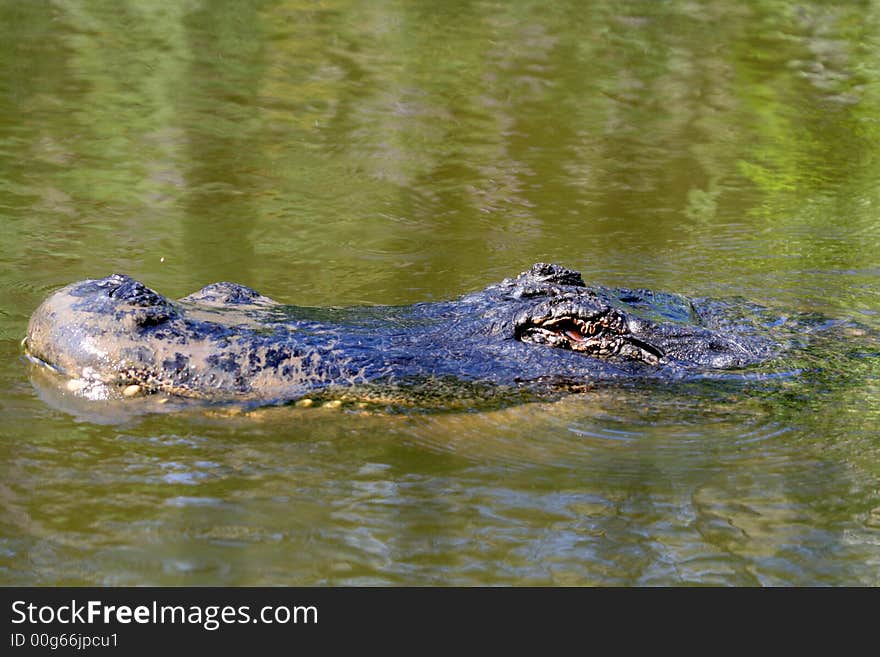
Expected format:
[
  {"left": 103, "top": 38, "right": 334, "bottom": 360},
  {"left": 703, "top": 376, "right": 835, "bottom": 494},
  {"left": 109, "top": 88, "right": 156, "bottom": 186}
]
[{"left": 24, "top": 264, "right": 774, "bottom": 404}]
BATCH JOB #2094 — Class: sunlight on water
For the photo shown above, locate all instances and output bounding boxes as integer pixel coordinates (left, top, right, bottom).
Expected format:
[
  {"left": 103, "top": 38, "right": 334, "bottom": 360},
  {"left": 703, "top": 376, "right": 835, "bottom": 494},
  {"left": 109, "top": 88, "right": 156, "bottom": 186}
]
[{"left": 0, "top": 0, "right": 879, "bottom": 585}]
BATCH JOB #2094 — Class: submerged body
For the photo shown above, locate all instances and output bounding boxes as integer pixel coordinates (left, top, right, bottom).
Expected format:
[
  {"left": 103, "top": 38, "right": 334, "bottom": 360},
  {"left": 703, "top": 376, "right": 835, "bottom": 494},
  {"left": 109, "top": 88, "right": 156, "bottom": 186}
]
[{"left": 24, "top": 263, "right": 776, "bottom": 404}]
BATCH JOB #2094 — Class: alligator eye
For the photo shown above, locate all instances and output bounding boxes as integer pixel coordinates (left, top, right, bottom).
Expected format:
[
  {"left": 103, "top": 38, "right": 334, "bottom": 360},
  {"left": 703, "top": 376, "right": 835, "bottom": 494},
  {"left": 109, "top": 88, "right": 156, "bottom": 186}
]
[
  {"left": 516, "top": 318, "right": 592, "bottom": 348},
  {"left": 517, "top": 314, "right": 665, "bottom": 365}
]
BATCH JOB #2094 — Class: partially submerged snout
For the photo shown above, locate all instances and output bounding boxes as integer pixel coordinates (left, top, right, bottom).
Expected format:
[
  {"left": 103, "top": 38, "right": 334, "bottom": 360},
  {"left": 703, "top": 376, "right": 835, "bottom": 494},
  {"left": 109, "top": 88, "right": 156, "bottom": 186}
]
[
  {"left": 24, "top": 274, "right": 312, "bottom": 402},
  {"left": 24, "top": 274, "right": 175, "bottom": 388}
]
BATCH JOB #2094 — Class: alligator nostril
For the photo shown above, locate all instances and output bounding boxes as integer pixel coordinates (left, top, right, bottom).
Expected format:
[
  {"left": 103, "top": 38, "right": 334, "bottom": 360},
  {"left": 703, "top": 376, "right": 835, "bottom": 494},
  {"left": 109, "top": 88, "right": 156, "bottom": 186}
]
[{"left": 108, "top": 278, "right": 166, "bottom": 308}]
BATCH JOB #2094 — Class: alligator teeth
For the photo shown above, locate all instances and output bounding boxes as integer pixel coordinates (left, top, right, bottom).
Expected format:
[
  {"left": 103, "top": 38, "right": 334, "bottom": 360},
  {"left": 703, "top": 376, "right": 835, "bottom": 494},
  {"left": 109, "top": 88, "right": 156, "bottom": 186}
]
[{"left": 123, "top": 384, "right": 142, "bottom": 397}]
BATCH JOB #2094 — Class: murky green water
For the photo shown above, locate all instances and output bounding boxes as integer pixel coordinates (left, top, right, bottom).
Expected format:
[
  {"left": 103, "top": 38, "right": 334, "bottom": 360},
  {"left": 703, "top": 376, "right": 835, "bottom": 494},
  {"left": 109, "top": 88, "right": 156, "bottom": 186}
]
[{"left": 1, "top": 0, "right": 879, "bottom": 585}]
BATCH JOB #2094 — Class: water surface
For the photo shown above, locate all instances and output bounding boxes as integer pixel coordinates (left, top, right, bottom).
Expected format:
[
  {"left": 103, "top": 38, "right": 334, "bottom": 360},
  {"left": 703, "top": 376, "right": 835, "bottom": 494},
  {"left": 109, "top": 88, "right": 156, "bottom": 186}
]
[{"left": 1, "top": 0, "right": 879, "bottom": 585}]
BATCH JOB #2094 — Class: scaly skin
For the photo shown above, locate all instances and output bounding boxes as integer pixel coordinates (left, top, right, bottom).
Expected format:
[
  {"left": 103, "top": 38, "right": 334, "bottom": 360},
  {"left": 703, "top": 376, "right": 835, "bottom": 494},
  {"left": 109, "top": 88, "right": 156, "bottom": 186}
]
[{"left": 24, "top": 263, "right": 776, "bottom": 403}]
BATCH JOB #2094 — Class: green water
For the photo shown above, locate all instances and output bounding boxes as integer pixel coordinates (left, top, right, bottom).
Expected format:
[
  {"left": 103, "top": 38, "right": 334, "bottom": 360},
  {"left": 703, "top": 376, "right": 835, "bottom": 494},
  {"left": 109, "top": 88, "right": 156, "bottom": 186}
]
[{"left": 1, "top": 0, "right": 879, "bottom": 585}]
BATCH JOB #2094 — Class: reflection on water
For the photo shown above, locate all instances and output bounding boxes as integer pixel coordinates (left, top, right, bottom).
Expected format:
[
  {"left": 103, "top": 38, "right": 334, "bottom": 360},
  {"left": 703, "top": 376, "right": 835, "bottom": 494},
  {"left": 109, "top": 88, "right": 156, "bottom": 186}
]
[
  {"left": 2, "top": 379, "right": 878, "bottom": 586},
  {"left": 1, "top": 0, "right": 879, "bottom": 585}
]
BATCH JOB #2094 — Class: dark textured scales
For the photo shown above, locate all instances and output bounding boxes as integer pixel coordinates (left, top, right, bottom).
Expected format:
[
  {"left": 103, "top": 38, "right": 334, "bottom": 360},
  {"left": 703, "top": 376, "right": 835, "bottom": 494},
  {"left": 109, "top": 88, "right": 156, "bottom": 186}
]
[{"left": 24, "top": 263, "right": 777, "bottom": 403}]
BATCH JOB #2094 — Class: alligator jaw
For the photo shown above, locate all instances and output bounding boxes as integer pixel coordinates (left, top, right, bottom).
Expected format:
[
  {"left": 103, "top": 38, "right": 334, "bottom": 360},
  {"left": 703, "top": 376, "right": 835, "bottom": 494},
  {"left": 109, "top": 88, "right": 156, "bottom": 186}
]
[{"left": 516, "top": 312, "right": 665, "bottom": 365}]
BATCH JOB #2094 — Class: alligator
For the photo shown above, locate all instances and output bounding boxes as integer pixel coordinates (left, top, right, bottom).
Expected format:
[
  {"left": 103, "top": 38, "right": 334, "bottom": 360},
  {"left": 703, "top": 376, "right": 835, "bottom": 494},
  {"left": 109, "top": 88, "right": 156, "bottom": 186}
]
[{"left": 23, "top": 263, "right": 777, "bottom": 407}]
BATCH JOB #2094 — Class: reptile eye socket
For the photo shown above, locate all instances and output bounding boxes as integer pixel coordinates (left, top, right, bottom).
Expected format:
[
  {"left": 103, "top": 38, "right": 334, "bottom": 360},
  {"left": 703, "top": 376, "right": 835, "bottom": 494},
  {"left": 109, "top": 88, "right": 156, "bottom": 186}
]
[{"left": 517, "top": 312, "right": 665, "bottom": 365}]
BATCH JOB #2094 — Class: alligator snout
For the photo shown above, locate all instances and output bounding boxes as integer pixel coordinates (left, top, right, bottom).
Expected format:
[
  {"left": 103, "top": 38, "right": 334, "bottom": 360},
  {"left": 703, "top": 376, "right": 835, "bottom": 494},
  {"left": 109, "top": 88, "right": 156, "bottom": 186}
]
[{"left": 25, "top": 275, "right": 176, "bottom": 384}]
